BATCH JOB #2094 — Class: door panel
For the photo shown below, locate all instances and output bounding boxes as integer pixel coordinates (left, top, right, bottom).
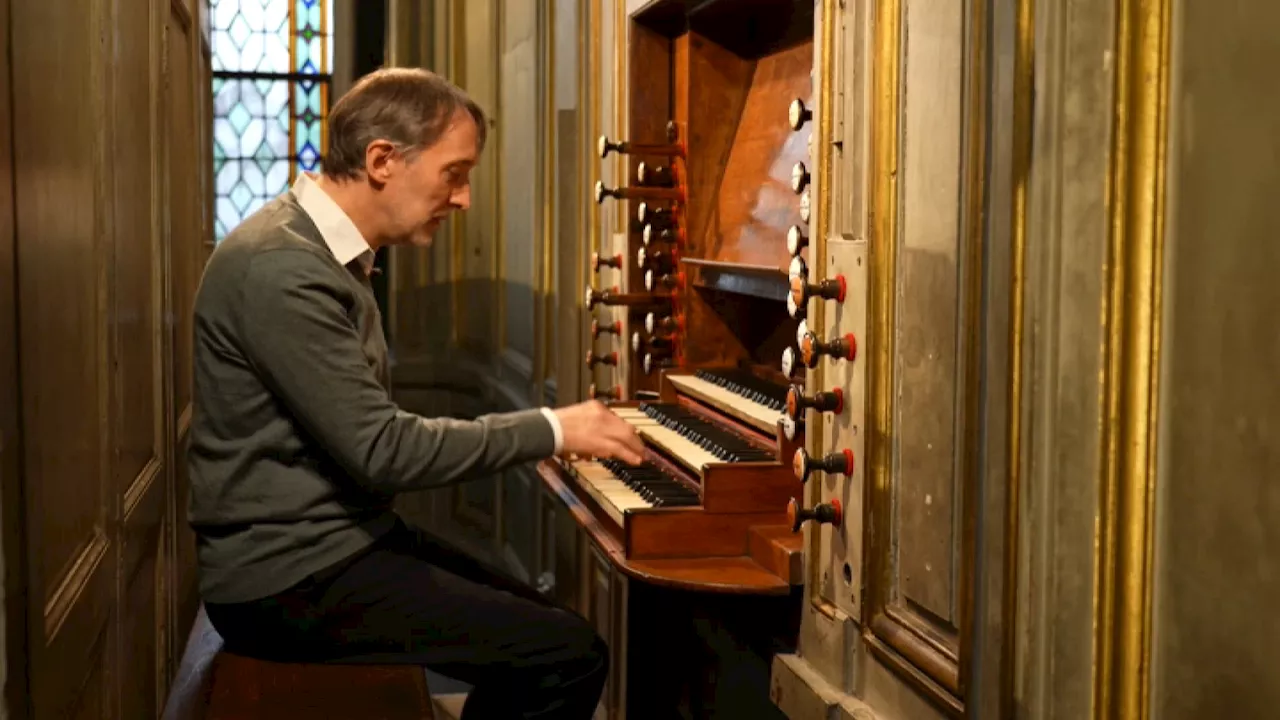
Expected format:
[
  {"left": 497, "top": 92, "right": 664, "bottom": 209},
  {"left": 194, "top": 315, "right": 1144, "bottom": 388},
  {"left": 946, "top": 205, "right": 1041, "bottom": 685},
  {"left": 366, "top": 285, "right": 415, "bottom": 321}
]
[
  {"left": 6, "top": 0, "right": 209, "bottom": 715},
  {"left": 12, "top": 0, "right": 116, "bottom": 713}
]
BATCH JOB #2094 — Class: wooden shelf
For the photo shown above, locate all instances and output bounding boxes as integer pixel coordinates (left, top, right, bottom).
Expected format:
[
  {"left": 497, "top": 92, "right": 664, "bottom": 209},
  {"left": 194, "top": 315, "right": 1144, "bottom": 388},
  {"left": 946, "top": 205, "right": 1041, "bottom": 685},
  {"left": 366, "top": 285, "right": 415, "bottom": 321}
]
[{"left": 681, "top": 257, "right": 791, "bottom": 302}]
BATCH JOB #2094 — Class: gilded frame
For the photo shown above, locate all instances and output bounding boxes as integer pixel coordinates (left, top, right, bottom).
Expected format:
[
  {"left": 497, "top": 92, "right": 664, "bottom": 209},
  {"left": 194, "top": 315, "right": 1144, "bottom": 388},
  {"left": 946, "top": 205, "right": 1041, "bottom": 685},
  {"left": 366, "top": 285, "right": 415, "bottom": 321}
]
[
  {"left": 859, "top": 0, "right": 999, "bottom": 714},
  {"left": 1093, "top": 1, "right": 1172, "bottom": 718}
]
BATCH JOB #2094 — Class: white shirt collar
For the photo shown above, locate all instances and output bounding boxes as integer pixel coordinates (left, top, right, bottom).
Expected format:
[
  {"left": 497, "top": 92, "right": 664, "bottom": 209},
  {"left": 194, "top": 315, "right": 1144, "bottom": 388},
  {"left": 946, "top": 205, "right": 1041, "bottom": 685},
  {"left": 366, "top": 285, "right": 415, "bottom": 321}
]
[{"left": 292, "top": 172, "right": 374, "bottom": 274}]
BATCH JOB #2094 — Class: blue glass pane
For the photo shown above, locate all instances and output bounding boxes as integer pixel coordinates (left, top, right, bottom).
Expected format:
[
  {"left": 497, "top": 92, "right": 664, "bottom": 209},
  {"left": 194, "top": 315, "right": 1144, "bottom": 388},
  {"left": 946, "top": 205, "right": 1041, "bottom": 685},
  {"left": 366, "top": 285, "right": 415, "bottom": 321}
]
[{"left": 294, "top": 0, "right": 329, "bottom": 74}]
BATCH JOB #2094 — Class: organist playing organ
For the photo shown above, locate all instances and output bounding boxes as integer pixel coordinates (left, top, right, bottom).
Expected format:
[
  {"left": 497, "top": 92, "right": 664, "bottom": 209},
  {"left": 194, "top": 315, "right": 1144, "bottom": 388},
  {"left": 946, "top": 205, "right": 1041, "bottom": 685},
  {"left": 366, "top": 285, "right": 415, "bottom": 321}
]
[{"left": 186, "top": 67, "right": 647, "bottom": 720}]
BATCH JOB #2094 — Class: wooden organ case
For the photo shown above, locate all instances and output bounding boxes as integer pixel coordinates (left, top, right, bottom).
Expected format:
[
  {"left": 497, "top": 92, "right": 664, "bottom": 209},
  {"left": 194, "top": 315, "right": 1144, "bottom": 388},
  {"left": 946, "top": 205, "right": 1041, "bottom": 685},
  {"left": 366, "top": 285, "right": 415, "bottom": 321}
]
[
  {"left": 542, "top": 0, "right": 1010, "bottom": 717},
  {"left": 540, "top": 0, "right": 830, "bottom": 717}
]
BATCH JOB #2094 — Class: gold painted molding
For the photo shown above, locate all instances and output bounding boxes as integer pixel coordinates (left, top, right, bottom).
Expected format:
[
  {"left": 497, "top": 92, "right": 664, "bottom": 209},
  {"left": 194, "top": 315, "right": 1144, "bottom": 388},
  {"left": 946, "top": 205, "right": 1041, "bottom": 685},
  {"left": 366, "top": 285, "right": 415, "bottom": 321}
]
[
  {"left": 864, "top": 0, "right": 900, "bottom": 631},
  {"left": 613, "top": 0, "right": 625, "bottom": 234},
  {"left": 451, "top": 0, "right": 467, "bottom": 349},
  {"left": 1001, "top": 0, "right": 1033, "bottom": 713},
  {"left": 573, "top": 0, "right": 588, "bottom": 400},
  {"left": 538, "top": 0, "right": 556, "bottom": 397},
  {"left": 588, "top": 1, "right": 601, "bottom": 261},
  {"left": 1093, "top": 0, "right": 1172, "bottom": 718}
]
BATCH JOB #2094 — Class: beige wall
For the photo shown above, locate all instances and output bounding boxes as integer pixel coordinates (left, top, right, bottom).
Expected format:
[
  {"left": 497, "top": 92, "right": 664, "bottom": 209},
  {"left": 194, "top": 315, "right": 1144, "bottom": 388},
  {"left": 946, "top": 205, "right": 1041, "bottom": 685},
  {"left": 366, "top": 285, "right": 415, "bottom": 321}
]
[{"left": 1151, "top": 1, "right": 1280, "bottom": 717}]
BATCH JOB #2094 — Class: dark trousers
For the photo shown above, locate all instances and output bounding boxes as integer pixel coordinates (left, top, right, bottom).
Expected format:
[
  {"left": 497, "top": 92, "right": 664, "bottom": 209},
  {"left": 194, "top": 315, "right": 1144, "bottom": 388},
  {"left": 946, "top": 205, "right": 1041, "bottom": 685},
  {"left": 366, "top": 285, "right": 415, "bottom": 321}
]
[{"left": 203, "top": 517, "right": 608, "bottom": 719}]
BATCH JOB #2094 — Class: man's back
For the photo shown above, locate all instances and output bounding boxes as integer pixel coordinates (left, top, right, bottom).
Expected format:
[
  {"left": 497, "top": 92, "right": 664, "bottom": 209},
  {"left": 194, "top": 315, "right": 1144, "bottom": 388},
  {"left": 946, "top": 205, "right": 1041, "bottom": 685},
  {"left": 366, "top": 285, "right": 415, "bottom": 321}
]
[{"left": 188, "top": 192, "right": 398, "bottom": 604}]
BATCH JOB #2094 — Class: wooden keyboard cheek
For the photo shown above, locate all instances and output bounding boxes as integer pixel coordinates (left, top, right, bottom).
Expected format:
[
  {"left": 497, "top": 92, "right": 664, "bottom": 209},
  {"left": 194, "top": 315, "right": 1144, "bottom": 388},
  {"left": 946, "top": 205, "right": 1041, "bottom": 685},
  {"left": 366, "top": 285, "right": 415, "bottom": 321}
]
[
  {"left": 622, "top": 508, "right": 785, "bottom": 559},
  {"left": 538, "top": 459, "right": 796, "bottom": 594},
  {"left": 698, "top": 462, "right": 801, "bottom": 514}
]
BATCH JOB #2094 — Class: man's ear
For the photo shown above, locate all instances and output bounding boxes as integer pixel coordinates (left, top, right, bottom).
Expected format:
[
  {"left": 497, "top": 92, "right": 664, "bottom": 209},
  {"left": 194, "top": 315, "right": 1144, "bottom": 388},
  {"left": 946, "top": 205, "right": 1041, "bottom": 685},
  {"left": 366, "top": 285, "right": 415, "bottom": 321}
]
[{"left": 364, "top": 139, "right": 398, "bottom": 184}]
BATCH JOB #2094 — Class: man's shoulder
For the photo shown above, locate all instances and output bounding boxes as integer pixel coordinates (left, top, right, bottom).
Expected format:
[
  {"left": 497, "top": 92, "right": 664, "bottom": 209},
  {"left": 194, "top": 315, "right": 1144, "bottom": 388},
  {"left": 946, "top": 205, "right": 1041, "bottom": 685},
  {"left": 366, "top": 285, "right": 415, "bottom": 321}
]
[
  {"left": 199, "top": 196, "right": 345, "bottom": 313},
  {"left": 217, "top": 194, "right": 323, "bottom": 255}
]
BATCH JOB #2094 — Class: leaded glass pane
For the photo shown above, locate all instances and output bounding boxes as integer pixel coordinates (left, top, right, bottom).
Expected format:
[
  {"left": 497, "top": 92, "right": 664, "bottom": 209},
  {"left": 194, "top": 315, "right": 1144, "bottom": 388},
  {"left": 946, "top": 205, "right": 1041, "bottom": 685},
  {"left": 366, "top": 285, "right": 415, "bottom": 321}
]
[
  {"left": 210, "top": 0, "right": 291, "bottom": 74},
  {"left": 213, "top": 0, "right": 333, "bottom": 242}
]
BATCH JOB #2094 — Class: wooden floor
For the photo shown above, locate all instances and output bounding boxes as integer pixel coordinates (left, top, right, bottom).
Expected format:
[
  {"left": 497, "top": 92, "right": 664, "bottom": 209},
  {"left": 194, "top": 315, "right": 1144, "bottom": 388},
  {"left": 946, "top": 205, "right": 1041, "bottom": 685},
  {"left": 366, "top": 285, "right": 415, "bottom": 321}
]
[{"left": 161, "top": 606, "right": 469, "bottom": 720}]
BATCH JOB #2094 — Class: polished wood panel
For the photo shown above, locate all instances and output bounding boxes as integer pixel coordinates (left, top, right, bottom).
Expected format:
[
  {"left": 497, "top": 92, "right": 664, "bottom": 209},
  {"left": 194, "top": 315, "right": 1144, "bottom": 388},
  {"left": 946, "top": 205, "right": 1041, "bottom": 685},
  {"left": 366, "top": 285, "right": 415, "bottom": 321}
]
[
  {"left": 700, "top": 41, "right": 811, "bottom": 269},
  {"left": 0, "top": 0, "right": 24, "bottom": 714},
  {"left": 13, "top": 0, "right": 117, "bottom": 714}
]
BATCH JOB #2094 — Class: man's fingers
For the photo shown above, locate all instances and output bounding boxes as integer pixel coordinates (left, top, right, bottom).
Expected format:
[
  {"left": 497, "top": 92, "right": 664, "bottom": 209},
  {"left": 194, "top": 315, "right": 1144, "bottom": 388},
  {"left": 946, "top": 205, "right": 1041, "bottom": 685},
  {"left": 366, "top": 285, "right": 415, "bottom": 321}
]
[{"left": 603, "top": 436, "right": 644, "bottom": 465}]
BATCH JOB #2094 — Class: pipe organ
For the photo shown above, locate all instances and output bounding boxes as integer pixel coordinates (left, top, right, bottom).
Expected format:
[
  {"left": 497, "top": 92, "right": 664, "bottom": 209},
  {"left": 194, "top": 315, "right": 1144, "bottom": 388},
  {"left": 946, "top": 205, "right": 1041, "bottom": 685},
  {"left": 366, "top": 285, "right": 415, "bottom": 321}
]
[{"left": 541, "top": 0, "right": 1004, "bottom": 717}]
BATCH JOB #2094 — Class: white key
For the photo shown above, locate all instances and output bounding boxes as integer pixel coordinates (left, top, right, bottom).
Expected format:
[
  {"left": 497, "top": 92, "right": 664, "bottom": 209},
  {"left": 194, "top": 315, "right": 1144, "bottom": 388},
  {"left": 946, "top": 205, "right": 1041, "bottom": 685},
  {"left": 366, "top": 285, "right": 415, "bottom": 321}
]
[{"left": 571, "top": 460, "right": 653, "bottom": 525}]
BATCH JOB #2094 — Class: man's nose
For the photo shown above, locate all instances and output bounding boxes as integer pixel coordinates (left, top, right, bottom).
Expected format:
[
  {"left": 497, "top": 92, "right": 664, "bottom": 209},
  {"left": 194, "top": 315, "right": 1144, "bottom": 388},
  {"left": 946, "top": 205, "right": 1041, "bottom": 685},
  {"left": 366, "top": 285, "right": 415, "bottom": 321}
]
[{"left": 451, "top": 184, "right": 471, "bottom": 211}]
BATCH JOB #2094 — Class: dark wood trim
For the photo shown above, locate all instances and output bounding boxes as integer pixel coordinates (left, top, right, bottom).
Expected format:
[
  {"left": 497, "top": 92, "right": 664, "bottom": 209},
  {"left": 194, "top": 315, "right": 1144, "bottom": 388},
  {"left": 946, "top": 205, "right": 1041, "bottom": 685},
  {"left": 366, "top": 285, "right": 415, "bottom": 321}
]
[
  {"left": 169, "top": 0, "right": 192, "bottom": 31},
  {"left": 0, "top": 0, "right": 31, "bottom": 712}
]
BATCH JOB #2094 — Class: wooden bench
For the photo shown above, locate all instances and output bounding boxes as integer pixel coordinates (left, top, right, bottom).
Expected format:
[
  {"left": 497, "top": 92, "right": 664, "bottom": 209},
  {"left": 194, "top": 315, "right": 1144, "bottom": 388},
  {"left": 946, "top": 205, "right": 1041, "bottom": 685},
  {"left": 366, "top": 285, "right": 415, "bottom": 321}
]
[{"left": 202, "top": 652, "right": 435, "bottom": 719}]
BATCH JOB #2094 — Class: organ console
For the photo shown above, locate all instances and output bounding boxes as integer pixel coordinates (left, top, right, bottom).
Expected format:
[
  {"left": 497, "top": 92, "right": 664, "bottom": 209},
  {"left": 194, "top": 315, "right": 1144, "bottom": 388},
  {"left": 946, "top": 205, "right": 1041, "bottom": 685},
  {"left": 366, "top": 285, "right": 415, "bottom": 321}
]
[{"left": 542, "top": 2, "right": 839, "bottom": 716}]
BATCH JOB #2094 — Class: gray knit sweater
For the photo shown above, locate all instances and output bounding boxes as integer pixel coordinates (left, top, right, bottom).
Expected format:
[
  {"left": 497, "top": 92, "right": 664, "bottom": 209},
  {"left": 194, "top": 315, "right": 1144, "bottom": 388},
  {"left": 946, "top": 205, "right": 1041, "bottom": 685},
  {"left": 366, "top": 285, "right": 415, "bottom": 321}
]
[{"left": 187, "top": 193, "right": 555, "bottom": 603}]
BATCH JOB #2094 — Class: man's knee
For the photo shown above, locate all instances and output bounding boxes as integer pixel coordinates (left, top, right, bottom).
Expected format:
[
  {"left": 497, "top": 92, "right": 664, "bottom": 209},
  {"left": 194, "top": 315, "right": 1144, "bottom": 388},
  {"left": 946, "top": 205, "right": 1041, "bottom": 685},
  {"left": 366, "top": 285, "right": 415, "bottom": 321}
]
[{"left": 556, "top": 615, "right": 610, "bottom": 683}]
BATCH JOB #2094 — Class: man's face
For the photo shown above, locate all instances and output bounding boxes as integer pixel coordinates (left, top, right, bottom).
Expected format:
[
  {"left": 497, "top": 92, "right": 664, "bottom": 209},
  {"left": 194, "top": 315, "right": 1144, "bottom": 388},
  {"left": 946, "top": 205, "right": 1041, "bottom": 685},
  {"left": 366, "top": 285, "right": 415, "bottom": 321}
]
[{"left": 378, "top": 108, "right": 479, "bottom": 247}]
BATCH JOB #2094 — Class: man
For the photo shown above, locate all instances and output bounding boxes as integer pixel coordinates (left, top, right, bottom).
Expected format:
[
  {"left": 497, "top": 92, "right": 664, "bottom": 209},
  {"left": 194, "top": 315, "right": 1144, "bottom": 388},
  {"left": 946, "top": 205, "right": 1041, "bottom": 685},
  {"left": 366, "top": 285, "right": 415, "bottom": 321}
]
[{"left": 188, "top": 67, "right": 645, "bottom": 718}]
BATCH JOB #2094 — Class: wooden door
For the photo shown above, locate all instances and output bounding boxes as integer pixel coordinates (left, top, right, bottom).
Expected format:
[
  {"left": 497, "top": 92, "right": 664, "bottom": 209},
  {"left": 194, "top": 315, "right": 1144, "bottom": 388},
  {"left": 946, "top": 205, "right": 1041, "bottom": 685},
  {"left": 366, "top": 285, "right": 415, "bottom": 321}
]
[{"left": 1, "top": 0, "right": 209, "bottom": 716}]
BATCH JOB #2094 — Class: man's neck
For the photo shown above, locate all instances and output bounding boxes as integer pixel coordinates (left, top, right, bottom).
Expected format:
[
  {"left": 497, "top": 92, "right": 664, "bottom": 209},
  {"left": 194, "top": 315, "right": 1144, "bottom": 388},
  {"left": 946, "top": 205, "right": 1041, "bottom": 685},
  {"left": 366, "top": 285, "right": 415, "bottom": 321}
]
[{"left": 313, "top": 174, "right": 387, "bottom": 251}]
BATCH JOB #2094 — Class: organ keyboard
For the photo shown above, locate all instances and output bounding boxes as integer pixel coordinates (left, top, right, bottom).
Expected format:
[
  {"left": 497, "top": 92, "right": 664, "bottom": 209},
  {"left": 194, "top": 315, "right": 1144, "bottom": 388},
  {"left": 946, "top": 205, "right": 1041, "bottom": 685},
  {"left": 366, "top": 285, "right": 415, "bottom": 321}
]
[
  {"left": 541, "top": 366, "right": 805, "bottom": 592},
  {"left": 664, "top": 369, "right": 788, "bottom": 434}
]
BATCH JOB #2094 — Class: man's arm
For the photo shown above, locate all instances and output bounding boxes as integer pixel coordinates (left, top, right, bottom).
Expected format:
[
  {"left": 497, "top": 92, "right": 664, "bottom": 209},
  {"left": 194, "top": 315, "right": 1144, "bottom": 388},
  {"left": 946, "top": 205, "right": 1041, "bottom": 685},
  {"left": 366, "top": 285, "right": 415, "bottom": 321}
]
[{"left": 238, "top": 248, "right": 557, "bottom": 494}]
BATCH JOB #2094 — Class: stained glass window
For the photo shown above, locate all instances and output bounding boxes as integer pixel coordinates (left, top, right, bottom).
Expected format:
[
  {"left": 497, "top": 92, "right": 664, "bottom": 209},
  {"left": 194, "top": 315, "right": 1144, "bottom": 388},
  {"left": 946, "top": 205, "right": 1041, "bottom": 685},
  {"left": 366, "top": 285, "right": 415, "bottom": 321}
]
[{"left": 211, "top": 0, "right": 333, "bottom": 241}]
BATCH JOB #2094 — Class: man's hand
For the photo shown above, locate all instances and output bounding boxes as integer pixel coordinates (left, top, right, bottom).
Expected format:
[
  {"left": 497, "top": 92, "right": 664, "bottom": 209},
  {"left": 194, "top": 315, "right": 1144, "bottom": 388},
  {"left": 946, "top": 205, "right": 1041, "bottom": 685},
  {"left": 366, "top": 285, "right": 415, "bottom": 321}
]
[{"left": 554, "top": 401, "right": 646, "bottom": 465}]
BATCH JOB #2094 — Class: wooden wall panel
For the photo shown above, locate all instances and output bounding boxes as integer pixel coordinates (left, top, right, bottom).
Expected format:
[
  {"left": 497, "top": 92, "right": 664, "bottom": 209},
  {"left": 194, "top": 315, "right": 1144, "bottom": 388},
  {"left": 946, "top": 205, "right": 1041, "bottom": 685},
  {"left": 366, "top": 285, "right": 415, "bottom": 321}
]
[
  {"left": 890, "top": 0, "right": 966, "bottom": 629},
  {"left": 0, "top": 0, "right": 22, "bottom": 712},
  {"left": 3, "top": 0, "right": 209, "bottom": 715},
  {"left": 12, "top": 0, "right": 116, "bottom": 714},
  {"left": 114, "top": 0, "right": 163, "bottom": 495}
]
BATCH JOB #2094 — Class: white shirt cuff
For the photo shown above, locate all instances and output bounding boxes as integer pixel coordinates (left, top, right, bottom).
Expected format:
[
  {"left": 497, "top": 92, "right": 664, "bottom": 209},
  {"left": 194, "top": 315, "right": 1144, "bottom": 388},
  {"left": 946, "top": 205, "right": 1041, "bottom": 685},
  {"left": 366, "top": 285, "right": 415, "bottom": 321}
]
[{"left": 539, "top": 407, "right": 564, "bottom": 454}]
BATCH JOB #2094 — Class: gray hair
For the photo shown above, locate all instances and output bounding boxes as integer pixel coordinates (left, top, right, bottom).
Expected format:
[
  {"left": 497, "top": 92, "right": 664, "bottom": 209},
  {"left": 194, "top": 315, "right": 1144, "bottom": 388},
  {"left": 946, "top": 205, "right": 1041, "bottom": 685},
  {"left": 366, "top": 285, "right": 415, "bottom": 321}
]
[{"left": 322, "top": 67, "right": 487, "bottom": 180}]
